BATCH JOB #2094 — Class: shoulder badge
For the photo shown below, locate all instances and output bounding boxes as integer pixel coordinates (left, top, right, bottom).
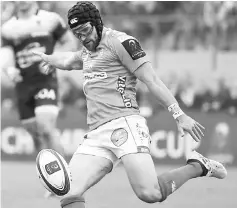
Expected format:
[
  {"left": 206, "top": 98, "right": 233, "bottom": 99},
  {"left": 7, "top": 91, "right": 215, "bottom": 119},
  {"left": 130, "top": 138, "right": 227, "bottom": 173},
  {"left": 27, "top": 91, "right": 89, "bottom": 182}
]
[{"left": 121, "top": 38, "right": 146, "bottom": 60}]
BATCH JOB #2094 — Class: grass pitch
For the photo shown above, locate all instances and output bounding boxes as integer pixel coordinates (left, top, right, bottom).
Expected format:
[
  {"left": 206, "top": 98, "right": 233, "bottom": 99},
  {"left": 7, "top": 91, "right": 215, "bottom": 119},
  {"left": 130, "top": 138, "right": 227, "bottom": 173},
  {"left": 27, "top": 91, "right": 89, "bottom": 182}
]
[{"left": 1, "top": 161, "right": 237, "bottom": 208}]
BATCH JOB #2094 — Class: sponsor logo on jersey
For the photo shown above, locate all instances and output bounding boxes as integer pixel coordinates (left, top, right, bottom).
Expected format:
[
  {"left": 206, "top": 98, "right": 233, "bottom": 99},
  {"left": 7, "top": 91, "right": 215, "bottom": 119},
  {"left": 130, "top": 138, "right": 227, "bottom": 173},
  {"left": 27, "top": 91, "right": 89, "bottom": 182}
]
[
  {"left": 82, "top": 48, "right": 105, "bottom": 71},
  {"left": 84, "top": 72, "right": 107, "bottom": 81},
  {"left": 35, "top": 88, "right": 56, "bottom": 100},
  {"left": 117, "top": 76, "right": 132, "bottom": 108},
  {"left": 121, "top": 38, "right": 146, "bottom": 60},
  {"left": 31, "top": 32, "right": 50, "bottom": 38},
  {"left": 98, "top": 48, "right": 104, "bottom": 57}
]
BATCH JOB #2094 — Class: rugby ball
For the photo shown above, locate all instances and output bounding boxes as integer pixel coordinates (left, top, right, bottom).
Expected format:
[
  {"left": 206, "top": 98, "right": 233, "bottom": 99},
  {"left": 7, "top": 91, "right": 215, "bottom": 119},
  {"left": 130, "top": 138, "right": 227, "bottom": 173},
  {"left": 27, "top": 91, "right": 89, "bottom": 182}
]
[{"left": 36, "top": 149, "right": 71, "bottom": 196}]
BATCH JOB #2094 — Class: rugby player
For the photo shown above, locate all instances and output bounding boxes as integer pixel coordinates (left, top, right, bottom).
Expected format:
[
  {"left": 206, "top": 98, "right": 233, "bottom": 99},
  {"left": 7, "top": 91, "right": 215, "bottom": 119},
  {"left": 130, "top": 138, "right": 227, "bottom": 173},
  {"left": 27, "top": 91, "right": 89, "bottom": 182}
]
[
  {"left": 1, "top": 1, "right": 75, "bottom": 155},
  {"left": 33, "top": 2, "right": 227, "bottom": 207}
]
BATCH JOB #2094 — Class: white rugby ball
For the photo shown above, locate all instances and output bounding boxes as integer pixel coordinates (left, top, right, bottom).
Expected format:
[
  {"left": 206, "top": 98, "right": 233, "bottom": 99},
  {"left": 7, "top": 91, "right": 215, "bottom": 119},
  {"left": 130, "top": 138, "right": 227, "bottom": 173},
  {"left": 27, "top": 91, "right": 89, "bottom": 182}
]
[{"left": 36, "top": 149, "right": 71, "bottom": 196}]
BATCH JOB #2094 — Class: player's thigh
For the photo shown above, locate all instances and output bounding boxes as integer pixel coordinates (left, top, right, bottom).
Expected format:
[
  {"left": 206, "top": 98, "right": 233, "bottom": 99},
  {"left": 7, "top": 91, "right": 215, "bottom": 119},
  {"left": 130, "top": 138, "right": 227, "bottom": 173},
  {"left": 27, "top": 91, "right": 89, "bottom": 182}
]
[
  {"left": 18, "top": 96, "right": 37, "bottom": 135},
  {"left": 17, "top": 87, "right": 36, "bottom": 121},
  {"left": 34, "top": 81, "right": 59, "bottom": 129},
  {"left": 121, "top": 153, "right": 162, "bottom": 201},
  {"left": 34, "top": 104, "right": 59, "bottom": 132},
  {"left": 65, "top": 153, "right": 113, "bottom": 197}
]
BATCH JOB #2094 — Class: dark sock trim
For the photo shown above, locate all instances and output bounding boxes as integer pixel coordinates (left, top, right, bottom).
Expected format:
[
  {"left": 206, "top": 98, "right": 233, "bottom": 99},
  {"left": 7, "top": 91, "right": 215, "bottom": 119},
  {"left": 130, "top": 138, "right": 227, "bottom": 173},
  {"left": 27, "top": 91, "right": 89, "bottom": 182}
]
[
  {"left": 187, "top": 159, "right": 208, "bottom": 176},
  {"left": 61, "top": 196, "right": 85, "bottom": 208}
]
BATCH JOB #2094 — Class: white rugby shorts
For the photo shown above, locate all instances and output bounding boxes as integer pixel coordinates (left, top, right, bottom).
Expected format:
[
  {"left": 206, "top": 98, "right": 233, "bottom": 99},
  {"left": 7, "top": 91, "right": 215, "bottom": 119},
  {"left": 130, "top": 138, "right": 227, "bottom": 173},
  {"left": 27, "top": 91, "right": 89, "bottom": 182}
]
[{"left": 74, "top": 115, "right": 151, "bottom": 164}]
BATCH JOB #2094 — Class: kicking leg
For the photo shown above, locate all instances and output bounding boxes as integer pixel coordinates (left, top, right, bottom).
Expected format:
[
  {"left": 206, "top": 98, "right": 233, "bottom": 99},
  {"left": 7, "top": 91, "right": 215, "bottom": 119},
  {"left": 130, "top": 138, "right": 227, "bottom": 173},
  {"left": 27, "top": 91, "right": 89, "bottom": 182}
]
[
  {"left": 157, "top": 150, "right": 227, "bottom": 201},
  {"left": 121, "top": 153, "right": 162, "bottom": 203},
  {"left": 121, "top": 151, "right": 227, "bottom": 203}
]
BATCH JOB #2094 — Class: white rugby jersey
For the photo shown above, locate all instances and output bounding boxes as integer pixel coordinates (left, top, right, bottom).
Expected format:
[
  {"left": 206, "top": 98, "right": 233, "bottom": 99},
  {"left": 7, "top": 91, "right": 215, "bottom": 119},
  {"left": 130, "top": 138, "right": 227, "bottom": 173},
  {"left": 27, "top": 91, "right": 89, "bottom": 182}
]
[{"left": 1, "top": 9, "right": 67, "bottom": 83}]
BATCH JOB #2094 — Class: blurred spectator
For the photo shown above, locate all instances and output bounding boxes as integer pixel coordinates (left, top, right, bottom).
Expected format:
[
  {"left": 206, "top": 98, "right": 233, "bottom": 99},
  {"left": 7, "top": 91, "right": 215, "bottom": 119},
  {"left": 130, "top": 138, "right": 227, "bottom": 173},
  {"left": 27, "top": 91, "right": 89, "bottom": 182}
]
[
  {"left": 222, "top": 80, "right": 237, "bottom": 116},
  {"left": 1, "top": 1, "right": 237, "bottom": 50},
  {"left": 1, "top": 1, "right": 236, "bottom": 118},
  {"left": 207, "top": 122, "right": 235, "bottom": 165},
  {"left": 136, "top": 81, "right": 153, "bottom": 118},
  {"left": 175, "top": 73, "right": 196, "bottom": 108},
  {"left": 1, "top": 1, "right": 15, "bottom": 24}
]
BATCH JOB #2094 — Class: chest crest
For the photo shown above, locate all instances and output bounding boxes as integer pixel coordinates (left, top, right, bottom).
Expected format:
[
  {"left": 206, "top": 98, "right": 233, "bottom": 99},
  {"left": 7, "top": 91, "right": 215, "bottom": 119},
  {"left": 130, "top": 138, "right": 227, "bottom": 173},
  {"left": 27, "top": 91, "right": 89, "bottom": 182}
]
[{"left": 82, "top": 48, "right": 107, "bottom": 71}]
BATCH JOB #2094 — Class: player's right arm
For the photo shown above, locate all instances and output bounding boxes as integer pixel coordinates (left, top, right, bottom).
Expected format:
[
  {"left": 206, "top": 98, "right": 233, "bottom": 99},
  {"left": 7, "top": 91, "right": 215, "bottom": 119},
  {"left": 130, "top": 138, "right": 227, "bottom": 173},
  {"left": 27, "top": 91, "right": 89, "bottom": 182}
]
[
  {"left": 32, "top": 51, "right": 83, "bottom": 72},
  {"left": 0, "top": 22, "right": 23, "bottom": 82}
]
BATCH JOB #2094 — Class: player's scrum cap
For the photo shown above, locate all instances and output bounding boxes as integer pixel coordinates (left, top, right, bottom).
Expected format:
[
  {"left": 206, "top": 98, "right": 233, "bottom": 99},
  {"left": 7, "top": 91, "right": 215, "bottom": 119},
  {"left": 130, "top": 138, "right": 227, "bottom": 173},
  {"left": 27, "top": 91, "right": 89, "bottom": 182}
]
[{"left": 68, "top": 1, "right": 103, "bottom": 29}]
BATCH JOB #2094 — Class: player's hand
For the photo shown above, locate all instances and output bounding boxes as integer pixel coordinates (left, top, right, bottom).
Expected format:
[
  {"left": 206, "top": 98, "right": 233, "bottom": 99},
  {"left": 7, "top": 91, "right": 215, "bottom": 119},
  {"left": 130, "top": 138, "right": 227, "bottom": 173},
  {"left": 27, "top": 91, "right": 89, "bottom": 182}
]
[
  {"left": 175, "top": 114, "right": 205, "bottom": 142},
  {"left": 32, "top": 51, "right": 56, "bottom": 74},
  {"left": 39, "top": 61, "right": 56, "bottom": 75},
  {"left": 5, "top": 66, "right": 23, "bottom": 83}
]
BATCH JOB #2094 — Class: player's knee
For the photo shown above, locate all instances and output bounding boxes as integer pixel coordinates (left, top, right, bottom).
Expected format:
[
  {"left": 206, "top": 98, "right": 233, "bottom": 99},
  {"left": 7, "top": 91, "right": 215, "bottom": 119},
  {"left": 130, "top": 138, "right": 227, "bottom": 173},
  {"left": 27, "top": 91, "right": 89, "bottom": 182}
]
[
  {"left": 23, "top": 121, "right": 44, "bottom": 151},
  {"left": 36, "top": 111, "right": 57, "bottom": 127},
  {"left": 135, "top": 186, "right": 162, "bottom": 203},
  {"left": 37, "top": 117, "right": 56, "bottom": 135},
  {"left": 22, "top": 122, "right": 39, "bottom": 140},
  {"left": 38, "top": 122, "right": 52, "bottom": 135},
  {"left": 23, "top": 121, "right": 37, "bottom": 134}
]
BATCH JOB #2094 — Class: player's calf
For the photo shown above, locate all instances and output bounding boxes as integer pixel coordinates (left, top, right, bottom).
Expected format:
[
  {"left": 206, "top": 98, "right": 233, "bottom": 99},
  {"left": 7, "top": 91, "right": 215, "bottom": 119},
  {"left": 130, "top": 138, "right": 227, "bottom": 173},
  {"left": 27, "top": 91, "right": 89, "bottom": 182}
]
[
  {"left": 35, "top": 110, "right": 65, "bottom": 156},
  {"left": 155, "top": 151, "right": 228, "bottom": 203},
  {"left": 22, "top": 119, "right": 44, "bottom": 152}
]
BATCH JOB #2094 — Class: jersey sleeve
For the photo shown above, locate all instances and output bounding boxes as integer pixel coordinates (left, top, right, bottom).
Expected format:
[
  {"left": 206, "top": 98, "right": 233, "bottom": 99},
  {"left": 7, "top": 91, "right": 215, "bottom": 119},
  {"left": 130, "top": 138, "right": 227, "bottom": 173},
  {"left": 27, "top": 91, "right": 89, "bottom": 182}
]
[
  {"left": 1, "top": 24, "right": 13, "bottom": 48},
  {"left": 1, "top": 36, "right": 12, "bottom": 48},
  {"left": 52, "top": 13, "right": 68, "bottom": 41},
  {"left": 109, "top": 34, "right": 150, "bottom": 73}
]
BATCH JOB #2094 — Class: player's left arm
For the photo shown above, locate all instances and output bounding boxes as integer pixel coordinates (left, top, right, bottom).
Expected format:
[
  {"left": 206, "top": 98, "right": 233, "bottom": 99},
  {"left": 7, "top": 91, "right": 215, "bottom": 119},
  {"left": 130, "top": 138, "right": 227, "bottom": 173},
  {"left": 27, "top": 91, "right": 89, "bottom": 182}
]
[
  {"left": 134, "top": 61, "right": 205, "bottom": 142},
  {"left": 110, "top": 34, "right": 178, "bottom": 108},
  {"left": 110, "top": 34, "right": 205, "bottom": 142},
  {"left": 134, "top": 62, "right": 178, "bottom": 110}
]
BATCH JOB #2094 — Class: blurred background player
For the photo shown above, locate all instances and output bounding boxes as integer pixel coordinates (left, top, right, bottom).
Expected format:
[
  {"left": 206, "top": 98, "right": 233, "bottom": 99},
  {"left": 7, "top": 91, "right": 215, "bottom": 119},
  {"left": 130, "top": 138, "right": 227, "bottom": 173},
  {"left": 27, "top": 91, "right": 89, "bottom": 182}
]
[
  {"left": 0, "top": 1, "right": 76, "bottom": 156},
  {"left": 34, "top": 1, "right": 227, "bottom": 207}
]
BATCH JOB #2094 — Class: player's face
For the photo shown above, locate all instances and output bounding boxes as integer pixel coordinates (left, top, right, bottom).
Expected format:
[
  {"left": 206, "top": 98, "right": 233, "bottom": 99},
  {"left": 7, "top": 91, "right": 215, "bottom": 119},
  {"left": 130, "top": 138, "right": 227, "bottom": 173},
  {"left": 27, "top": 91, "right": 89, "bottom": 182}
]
[
  {"left": 71, "top": 22, "right": 98, "bottom": 51},
  {"left": 15, "top": 1, "right": 34, "bottom": 11}
]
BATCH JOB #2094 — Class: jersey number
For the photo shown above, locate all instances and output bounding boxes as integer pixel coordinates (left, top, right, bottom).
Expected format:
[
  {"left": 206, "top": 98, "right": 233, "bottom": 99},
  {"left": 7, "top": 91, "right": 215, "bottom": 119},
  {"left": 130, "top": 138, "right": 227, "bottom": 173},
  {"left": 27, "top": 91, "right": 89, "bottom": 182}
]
[{"left": 35, "top": 89, "right": 56, "bottom": 100}]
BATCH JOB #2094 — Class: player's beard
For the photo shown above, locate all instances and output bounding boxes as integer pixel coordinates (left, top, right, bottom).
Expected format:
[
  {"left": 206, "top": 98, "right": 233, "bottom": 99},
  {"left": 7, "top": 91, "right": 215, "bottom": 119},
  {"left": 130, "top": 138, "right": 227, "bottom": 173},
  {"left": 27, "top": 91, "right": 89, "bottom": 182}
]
[
  {"left": 84, "top": 40, "right": 95, "bottom": 51},
  {"left": 83, "top": 33, "right": 99, "bottom": 52}
]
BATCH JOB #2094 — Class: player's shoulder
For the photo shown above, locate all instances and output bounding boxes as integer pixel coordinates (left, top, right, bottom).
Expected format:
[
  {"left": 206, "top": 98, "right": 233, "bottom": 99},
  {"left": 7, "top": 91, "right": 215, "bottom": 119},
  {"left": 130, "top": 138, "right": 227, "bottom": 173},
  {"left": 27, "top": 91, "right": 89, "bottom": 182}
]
[
  {"left": 104, "top": 27, "right": 146, "bottom": 60},
  {"left": 105, "top": 27, "right": 137, "bottom": 45},
  {"left": 1, "top": 16, "right": 17, "bottom": 37},
  {"left": 38, "top": 9, "right": 64, "bottom": 24}
]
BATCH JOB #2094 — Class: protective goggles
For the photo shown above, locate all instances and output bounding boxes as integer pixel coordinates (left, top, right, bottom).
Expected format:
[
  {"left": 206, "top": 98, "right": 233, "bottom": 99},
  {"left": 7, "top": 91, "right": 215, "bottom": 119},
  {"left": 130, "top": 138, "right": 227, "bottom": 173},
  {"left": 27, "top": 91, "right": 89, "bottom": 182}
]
[{"left": 71, "top": 22, "right": 93, "bottom": 41}]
